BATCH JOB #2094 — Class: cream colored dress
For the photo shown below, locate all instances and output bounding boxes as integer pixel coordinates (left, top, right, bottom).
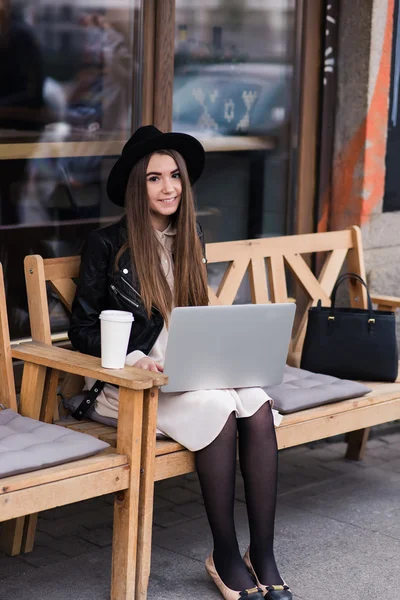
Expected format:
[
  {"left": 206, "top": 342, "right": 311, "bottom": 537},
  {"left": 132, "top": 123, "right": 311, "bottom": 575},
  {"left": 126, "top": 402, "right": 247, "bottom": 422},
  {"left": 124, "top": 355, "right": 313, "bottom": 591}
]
[{"left": 88, "top": 224, "right": 281, "bottom": 452}]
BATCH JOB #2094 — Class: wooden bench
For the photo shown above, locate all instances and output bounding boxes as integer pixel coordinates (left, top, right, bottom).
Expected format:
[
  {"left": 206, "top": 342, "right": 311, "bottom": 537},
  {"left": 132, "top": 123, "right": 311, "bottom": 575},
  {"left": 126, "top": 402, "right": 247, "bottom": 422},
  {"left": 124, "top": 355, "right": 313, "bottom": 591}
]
[
  {"left": 21, "top": 225, "right": 400, "bottom": 600},
  {"left": 0, "top": 263, "right": 166, "bottom": 600}
]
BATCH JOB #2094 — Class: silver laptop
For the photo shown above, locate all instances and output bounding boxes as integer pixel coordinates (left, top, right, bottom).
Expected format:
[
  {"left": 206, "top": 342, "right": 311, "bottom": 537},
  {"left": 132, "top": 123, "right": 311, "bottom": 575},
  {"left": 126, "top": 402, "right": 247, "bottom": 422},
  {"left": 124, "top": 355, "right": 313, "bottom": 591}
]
[{"left": 161, "top": 303, "right": 295, "bottom": 393}]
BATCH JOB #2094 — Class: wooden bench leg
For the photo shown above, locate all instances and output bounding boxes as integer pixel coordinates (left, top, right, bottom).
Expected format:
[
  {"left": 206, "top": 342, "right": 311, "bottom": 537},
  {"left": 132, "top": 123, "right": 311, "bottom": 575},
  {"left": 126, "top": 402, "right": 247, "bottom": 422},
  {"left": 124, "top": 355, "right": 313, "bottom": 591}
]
[
  {"left": 21, "top": 514, "right": 39, "bottom": 554},
  {"left": 111, "top": 387, "right": 144, "bottom": 600},
  {"left": 0, "top": 518, "right": 25, "bottom": 555},
  {"left": 345, "top": 427, "right": 371, "bottom": 461},
  {"left": 135, "top": 387, "right": 159, "bottom": 600}
]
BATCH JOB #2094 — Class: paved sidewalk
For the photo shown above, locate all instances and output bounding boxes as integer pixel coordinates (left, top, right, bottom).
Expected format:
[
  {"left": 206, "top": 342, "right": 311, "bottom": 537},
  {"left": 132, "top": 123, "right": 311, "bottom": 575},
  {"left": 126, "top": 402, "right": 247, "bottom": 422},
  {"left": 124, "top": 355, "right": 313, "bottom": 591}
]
[{"left": 1, "top": 428, "right": 400, "bottom": 600}]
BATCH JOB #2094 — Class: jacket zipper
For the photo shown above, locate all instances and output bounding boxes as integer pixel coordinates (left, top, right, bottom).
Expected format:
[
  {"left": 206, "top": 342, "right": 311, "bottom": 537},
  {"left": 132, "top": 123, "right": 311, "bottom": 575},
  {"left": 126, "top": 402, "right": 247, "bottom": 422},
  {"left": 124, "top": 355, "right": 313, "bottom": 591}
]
[
  {"left": 119, "top": 275, "right": 160, "bottom": 316},
  {"left": 120, "top": 275, "right": 141, "bottom": 299},
  {"left": 110, "top": 284, "right": 139, "bottom": 308}
]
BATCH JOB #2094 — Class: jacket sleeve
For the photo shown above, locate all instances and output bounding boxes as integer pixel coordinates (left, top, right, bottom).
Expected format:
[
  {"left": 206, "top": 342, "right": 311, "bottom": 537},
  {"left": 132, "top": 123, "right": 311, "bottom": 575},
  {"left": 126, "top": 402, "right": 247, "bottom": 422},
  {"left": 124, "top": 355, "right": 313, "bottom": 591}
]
[{"left": 68, "top": 230, "right": 111, "bottom": 357}]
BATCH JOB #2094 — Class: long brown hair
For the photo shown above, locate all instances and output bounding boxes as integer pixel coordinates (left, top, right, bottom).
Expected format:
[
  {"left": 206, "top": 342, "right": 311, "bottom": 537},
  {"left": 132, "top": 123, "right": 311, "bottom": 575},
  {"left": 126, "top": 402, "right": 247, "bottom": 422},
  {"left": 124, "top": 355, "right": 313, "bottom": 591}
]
[{"left": 116, "top": 149, "right": 208, "bottom": 322}]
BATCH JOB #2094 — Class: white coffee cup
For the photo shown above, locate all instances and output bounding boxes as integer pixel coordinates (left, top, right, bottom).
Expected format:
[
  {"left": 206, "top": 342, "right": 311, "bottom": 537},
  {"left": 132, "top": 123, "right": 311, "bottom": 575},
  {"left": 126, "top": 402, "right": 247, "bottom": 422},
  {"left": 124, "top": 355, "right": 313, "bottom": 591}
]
[{"left": 99, "top": 310, "right": 134, "bottom": 369}]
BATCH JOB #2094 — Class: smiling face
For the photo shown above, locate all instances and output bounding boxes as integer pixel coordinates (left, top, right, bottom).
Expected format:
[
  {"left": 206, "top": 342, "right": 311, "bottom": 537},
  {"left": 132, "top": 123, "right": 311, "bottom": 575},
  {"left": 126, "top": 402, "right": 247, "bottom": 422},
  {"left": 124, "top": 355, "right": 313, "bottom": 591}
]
[{"left": 146, "top": 152, "right": 182, "bottom": 231}]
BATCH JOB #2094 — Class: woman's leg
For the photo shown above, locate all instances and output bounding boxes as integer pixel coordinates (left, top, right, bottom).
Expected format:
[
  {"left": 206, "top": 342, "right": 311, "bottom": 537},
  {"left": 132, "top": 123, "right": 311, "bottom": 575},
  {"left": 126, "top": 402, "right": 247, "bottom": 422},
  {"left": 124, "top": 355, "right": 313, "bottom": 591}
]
[
  {"left": 195, "top": 411, "right": 256, "bottom": 590},
  {"left": 237, "top": 401, "right": 283, "bottom": 585}
]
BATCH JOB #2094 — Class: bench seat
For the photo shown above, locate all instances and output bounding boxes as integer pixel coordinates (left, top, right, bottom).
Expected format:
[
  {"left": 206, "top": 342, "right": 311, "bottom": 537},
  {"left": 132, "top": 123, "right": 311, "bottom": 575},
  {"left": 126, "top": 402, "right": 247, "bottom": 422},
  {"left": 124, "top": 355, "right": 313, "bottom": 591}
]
[
  {"left": 54, "top": 364, "right": 400, "bottom": 483},
  {"left": 0, "top": 451, "right": 129, "bottom": 521}
]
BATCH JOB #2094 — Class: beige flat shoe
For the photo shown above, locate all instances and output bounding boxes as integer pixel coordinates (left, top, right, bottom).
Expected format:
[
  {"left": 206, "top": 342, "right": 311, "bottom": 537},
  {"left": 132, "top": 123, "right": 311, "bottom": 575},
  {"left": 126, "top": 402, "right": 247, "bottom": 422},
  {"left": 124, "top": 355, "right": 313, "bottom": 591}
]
[
  {"left": 205, "top": 553, "right": 264, "bottom": 600},
  {"left": 243, "top": 549, "right": 292, "bottom": 600}
]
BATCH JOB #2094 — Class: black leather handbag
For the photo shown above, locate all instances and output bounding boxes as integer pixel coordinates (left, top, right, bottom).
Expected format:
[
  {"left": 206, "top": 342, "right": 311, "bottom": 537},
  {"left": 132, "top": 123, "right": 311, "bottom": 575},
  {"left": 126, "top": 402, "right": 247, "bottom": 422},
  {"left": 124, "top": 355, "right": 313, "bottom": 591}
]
[{"left": 300, "top": 273, "right": 398, "bottom": 382}]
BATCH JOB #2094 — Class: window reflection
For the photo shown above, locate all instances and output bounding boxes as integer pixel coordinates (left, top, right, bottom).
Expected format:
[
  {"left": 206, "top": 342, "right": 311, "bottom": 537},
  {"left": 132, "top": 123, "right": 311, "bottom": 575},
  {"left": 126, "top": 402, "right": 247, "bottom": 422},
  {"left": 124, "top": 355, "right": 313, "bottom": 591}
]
[
  {"left": 173, "top": 0, "right": 296, "bottom": 246},
  {"left": 174, "top": 0, "right": 295, "bottom": 140},
  {"left": 0, "top": 1, "right": 137, "bottom": 141},
  {"left": 0, "top": 1, "right": 141, "bottom": 340}
]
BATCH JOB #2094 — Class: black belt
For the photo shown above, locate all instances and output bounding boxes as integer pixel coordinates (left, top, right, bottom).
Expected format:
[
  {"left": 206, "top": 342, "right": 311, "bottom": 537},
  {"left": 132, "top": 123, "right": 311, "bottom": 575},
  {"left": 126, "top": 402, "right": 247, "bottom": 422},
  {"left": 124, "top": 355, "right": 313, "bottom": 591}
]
[{"left": 72, "top": 380, "right": 105, "bottom": 420}]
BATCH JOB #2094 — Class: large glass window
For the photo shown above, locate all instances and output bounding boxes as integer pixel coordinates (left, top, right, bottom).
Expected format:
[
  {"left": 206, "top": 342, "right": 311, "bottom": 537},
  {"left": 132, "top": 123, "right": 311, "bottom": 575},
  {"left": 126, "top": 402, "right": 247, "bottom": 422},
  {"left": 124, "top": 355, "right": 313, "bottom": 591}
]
[
  {"left": 0, "top": 0, "right": 142, "bottom": 339},
  {"left": 173, "top": 0, "right": 296, "bottom": 244}
]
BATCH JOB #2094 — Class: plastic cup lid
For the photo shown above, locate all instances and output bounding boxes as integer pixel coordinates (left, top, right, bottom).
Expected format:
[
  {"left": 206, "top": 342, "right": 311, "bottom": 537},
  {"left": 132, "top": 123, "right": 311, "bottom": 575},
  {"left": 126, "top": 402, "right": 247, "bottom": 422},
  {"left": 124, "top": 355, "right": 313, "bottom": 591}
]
[{"left": 99, "top": 310, "right": 134, "bottom": 322}]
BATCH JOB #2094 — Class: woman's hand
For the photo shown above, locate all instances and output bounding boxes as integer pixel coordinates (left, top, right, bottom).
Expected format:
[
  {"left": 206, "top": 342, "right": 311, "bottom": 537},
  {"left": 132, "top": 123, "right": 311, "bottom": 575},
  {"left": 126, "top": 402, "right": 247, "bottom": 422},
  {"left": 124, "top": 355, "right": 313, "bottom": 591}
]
[{"left": 134, "top": 357, "right": 164, "bottom": 372}]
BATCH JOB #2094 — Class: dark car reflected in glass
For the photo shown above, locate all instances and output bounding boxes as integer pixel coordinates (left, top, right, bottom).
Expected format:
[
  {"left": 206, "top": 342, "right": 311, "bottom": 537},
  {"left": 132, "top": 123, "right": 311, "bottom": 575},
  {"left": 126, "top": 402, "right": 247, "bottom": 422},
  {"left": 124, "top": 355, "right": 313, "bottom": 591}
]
[{"left": 173, "top": 63, "right": 292, "bottom": 139}]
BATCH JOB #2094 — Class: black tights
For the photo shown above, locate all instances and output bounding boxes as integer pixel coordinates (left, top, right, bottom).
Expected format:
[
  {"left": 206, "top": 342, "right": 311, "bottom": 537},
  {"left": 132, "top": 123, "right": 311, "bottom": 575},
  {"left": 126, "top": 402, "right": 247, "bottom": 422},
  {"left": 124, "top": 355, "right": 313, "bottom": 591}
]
[{"left": 195, "top": 402, "right": 282, "bottom": 591}]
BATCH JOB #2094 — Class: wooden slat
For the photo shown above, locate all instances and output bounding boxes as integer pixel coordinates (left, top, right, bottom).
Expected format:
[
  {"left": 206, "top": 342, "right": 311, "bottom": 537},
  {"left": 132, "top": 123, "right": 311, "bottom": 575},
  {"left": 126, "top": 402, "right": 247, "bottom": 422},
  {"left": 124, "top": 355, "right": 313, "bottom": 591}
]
[
  {"left": 49, "top": 279, "right": 77, "bottom": 312},
  {"left": 277, "top": 397, "right": 400, "bottom": 449},
  {"left": 318, "top": 248, "right": 348, "bottom": 294},
  {"left": 205, "top": 230, "right": 354, "bottom": 264},
  {"left": 0, "top": 467, "right": 129, "bottom": 522},
  {"left": 12, "top": 342, "right": 167, "bottom": 390},
  {"left": 346, "top": 226, "right": 368, "bottom": 309},
  {"left": 0, "top": 263, "right": 17, "bottom": 410},
  {"left": 155, "top": 450, "right": 195, "bottom": 481},
  {"left": 62, "top": 420, "right": 104, "bottom": 431},
  {"left": 136, "top": 388, "right": 159, "bottom": 599},
  {"left": 67, "top": 423, "right": 116, "bottom": 437},
  {"left": 41, "top": 369, "right": 60, "bottom": 423},
  {"left": 284, "top": 253, "right": 331, "bottom": 305},
  {"left": 92, "top": 435, "right": 186, "bottom": 456},
  {"left": 19, "top": 363, "right": 47, "bottom": 420},
  {"left": 98, "top": 433, "right": 117, "bottom": 447},
  {"left": 156, "top": 439, "right": 185, "bottom": 456},
  {"left": 24, "top": 255, "right": 52, "bottom": 344},
  {"left": 267, "top": 255, "right": 288, "bottom": 303},
  {"left": 1, "top": 453, "right": 128, "bottom": 494},
  {"left": 43, "top": 256, "right": 81, "bottom": 281},
  {"left": 111, "top": 388, "right": 144, "bottom": 600},
  {"left": 217, "top": 259, "right": 250, "bottom": 305},
  {"left": 292, "top": 248, "right": 348, "bottom": 355},
  {"left": 371, "top": 294, "right": 400, "bottom": 309},
  {"left": 248, "top": 259, "right": 269, "bottom": 304}
]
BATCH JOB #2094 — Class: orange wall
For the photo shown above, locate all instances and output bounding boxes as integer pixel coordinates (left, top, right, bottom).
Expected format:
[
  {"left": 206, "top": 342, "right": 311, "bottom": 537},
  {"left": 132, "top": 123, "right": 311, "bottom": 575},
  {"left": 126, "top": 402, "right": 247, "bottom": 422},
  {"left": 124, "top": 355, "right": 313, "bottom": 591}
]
[{"left": 328, "top": 0, "right": 395, "bottom": 231}]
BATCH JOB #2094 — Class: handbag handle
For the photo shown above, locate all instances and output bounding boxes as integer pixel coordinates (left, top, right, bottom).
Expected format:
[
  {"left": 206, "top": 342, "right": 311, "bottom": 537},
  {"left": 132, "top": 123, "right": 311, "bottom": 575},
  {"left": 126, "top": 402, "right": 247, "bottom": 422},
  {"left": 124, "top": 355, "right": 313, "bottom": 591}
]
[{"left": 330, "top": 272, "right": 374, "bottom": 315}]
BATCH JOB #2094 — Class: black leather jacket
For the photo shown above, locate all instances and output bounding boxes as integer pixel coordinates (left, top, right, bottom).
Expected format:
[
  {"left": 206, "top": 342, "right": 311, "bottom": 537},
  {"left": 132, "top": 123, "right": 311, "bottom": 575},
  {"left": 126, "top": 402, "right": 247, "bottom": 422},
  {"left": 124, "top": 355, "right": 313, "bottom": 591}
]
[{"left": 68, "top": 217, "right": 206, "bottom": 358}]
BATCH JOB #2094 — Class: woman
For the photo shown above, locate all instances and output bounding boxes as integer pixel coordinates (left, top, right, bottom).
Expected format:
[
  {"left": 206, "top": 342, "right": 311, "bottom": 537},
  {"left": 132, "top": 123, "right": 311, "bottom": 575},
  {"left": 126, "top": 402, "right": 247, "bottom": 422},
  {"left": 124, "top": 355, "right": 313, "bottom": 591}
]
[{"left": 69, "top": 125, "right": 292, "bottom": 600}]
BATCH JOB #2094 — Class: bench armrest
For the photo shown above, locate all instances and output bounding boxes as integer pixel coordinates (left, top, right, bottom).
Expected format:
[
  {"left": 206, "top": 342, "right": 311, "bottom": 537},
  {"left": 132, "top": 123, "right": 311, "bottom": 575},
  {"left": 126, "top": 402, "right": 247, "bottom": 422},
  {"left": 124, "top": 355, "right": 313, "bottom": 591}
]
[
  {"left": 370, "top": 294, "right": 400, "bottom": 311},
  {"left": 11, "top": 341, "right": 167, "bottom": 390}
]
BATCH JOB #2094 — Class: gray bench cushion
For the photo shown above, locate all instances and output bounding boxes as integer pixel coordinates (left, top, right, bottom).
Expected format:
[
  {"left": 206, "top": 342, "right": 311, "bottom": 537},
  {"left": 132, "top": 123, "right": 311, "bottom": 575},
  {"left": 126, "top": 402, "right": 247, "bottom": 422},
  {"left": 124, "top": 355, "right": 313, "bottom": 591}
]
[
  {"left": 265, "top": 366, "right": 371, "bottom": 414},
  {"left": 0, "top": 409, "right": 109, "bottom": 478}
]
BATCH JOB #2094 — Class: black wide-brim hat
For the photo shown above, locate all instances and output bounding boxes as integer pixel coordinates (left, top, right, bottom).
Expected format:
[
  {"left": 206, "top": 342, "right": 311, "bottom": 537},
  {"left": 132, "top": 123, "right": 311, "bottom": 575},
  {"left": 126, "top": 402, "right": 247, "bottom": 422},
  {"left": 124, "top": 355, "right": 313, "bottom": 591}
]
[{"left": 107, "top": 125, "right": 205, "bottom": 206}]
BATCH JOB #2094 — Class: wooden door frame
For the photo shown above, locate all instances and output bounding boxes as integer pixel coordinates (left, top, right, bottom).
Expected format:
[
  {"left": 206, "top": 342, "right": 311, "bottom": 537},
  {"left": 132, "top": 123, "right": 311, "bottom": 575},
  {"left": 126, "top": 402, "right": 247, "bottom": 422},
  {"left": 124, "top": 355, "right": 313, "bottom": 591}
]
[
  {"left": 290, "top": 0, "right": 324, "bottom": 236},
  {"left": 141, "top": 0, "right": 175, "bottom": 130}
]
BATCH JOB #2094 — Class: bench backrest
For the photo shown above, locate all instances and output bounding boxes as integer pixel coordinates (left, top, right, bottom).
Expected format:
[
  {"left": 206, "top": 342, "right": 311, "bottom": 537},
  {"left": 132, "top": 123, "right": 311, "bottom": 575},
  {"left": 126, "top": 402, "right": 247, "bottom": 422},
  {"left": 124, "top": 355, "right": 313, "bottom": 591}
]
[
  {"left": 24, "top": 225, "right": 367, "bottom": 362},
  {"left": 0, "top": 263, "right": 17, "bottom": 410}
]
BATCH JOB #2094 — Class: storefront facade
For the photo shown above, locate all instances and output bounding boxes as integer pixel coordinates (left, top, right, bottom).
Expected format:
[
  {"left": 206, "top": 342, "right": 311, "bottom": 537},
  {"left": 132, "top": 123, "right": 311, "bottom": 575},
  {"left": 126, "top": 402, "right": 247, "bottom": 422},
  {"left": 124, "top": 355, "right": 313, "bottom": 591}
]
[
  {"left": 0, "top": 0, "right": 323, "bottom": 341},
  {"left": 322, "top": 0, "right": 400, "bottom": 321}
]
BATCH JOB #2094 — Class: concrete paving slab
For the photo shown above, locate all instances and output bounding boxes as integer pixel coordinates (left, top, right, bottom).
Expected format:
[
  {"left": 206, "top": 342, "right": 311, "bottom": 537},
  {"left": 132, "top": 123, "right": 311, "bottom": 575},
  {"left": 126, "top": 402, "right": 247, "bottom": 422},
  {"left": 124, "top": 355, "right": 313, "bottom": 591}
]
[
  {"left": 281, "top": 465, "right": 400, "bottom": 539},
  {"left": 0, "top": 548, "right": 112, "bottom": 600},
  {"left": 2, "top": 433, "right": 400, "bottom": 600}
]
